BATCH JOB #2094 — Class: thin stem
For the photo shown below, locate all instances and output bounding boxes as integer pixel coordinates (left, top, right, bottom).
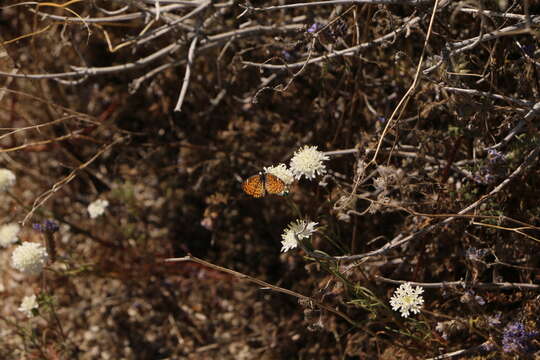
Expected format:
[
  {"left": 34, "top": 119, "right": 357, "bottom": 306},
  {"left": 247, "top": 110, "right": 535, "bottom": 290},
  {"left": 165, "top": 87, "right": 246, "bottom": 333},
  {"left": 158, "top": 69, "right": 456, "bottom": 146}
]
[
  {"left": 165, "top": 254, "right": 360, "bottom": 326},
  {"left": 174, "top": 36, "right": 199, "bottom": 112},
  {"left": 370, "top": 0, "right": 440, "bottom": 164},
  {"left": 376, "top": 276, "right": 540, "bottom": 290}
]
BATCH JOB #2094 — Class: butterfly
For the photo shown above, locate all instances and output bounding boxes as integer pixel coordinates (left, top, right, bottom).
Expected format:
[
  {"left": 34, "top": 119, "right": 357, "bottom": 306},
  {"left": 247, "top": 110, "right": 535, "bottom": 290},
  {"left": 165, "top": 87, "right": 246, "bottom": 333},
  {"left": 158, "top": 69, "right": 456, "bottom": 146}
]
[{"left": 242, "top": 172, "right": 285, "bottom": 198}]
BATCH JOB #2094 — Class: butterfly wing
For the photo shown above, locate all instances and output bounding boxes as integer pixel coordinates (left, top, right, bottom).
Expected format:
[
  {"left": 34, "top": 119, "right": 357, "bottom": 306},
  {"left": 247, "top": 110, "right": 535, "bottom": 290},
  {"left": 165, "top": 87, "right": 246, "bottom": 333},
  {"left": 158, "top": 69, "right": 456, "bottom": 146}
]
[
  {"left": 242, "top": 174, "right": 266, "bottom": 198},
  {"left": 264, "top": 173, "right": 285, "bottom": 195}
]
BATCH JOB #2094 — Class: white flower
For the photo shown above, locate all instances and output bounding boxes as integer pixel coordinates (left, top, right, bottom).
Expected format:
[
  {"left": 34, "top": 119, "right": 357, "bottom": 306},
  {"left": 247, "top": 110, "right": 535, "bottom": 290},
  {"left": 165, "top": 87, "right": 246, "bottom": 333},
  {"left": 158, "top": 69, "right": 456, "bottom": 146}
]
[
  {"left": 281, "top": 220, "right": 318, "bottom": 252},
  {"left": 0, "top": 223, "right": 21, "bottom": 247},
  {"left": 0, "top": 168, "right": 16, "bottom": 192},
  {"left": 88, "top": 199, "right": 109, "bottom": 219},
  {"left": 264, "top": 163, "right": 294, "bottom": 186},
  {"left": 289, "top": 146, "right": 329, "bottom": 180},
  {"left": 11, "top": 242, "right": 49, "bottom": 276},
  {"left": 18, "top": 294, "right": 39, "bottom": 318},
  {"left": 389, "top": 282, "right": 424, "bottom": 318}
]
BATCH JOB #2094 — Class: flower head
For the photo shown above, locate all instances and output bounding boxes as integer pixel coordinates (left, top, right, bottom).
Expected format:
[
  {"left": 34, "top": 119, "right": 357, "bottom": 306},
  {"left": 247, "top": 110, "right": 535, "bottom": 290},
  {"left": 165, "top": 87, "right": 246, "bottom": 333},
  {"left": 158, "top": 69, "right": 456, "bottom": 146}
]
[
  {"left": 502, "top": 321, "right": 538, "bottom": 353},
  {"left": 18, "top": 294, "right": 39, "bottom": 318},
  {"left": 390, "top": 282, "right": 424, "bottom": 318},
  {"left": 0, "top": 168, "right": 16, "bottom": 192},
  {"left": 0, "top": 223, "right": 21, "bottom": 247},
  {"left": 289, "top": 146, "right": 329, "bottom": 180},
  {"left": 281, "top": 220, "right": 318, "bottom": 252},
  {"left": 434, "top": 319, "right": 466, "bottom": 340},
  {"left": 11, "top": 242, "right": 49, "bottom": 275},
  {"left": 264, "top": 163, "right": 294, "bottom": 186},
  {"left": 88, "top": 199, "right": 109, "bottom": 219}
]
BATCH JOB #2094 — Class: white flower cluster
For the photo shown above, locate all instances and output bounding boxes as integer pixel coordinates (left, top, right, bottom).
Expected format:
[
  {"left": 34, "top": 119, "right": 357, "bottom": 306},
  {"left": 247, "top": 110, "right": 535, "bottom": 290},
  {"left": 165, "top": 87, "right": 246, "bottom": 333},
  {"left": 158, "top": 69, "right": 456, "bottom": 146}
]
[
  {"left": 260, "top": 145, "right": 329, "bottom": 189},
  {"left": 0, "top": 223, "right": 21, "bottom": 247},
  {"left": 88, "top": 199, "right": 109, "bottom": 219},
  {"left": 11, "top": 242, "right": 49, "bottom": 276},
  {"left": 281, "top": 220, "right": 318, "bottom": 252},
  {"left": 289, "top": 145, "right": 329, "bottom": 180},
  {"left": 0, "top": 168, "right": 16, "bottom": 192},
  {"left": 264, "top": 164, "right": 294, "bottom": 186},
  {"left": 389, "top": 282, "right": 424, "bottom": 318},
  {"left": 18, "top": 294, "right": 39, "bottom": 318}
]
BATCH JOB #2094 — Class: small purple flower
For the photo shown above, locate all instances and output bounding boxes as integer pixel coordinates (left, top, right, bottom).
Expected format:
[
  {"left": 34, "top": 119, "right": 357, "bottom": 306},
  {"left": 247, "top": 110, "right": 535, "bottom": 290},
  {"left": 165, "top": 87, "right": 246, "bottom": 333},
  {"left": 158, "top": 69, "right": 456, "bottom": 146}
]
[
  {"left": 307, "top": 22, "right": 322, "bottom": 34},
  {"left": 502, "top": 321, "right": 538, "bottom": 353},
  {"left": 487, "top": 149, "right": 506, "bottom": 164},
  {"left": 33, "top": 220, "right": 59, "bottom": 234}
]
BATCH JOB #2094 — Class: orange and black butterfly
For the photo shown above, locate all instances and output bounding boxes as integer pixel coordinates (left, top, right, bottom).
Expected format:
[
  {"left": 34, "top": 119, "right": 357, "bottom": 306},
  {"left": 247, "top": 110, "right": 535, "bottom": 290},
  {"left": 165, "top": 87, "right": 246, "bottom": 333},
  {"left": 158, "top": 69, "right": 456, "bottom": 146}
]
[{"left": 242, "top": 172, "right": 285, "bottom": 198}]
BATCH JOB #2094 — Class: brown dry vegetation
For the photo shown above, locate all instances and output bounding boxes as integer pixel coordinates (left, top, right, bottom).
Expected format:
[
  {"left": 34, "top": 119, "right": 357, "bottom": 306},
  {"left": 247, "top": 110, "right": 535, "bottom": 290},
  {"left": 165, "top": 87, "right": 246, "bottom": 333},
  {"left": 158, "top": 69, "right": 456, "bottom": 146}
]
[{"left": 1, "top": 0, "right": 540, "bottom": 359}]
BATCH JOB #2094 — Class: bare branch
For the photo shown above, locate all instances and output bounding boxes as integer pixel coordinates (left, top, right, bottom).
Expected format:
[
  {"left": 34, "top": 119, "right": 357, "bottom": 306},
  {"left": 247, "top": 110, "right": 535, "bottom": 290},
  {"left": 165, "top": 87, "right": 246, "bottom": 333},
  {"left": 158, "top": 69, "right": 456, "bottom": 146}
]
[
  {"left": 244, "top": 0, "right": 434, "bottom": 12},
  {"left": 174, "top": 36, "right": 199, "bottom": 112},
  {"left": 375, "top": 276, "right": 540, "bottom": 291},
  {"left": 243, "top": 16, "right": 420, "bottom": 70},
  {"left": 488, "top": 101, "right": 540, "bottom": 150},
  {"left": 442, "top": 86, "right": 533, "bottom": 108}
]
